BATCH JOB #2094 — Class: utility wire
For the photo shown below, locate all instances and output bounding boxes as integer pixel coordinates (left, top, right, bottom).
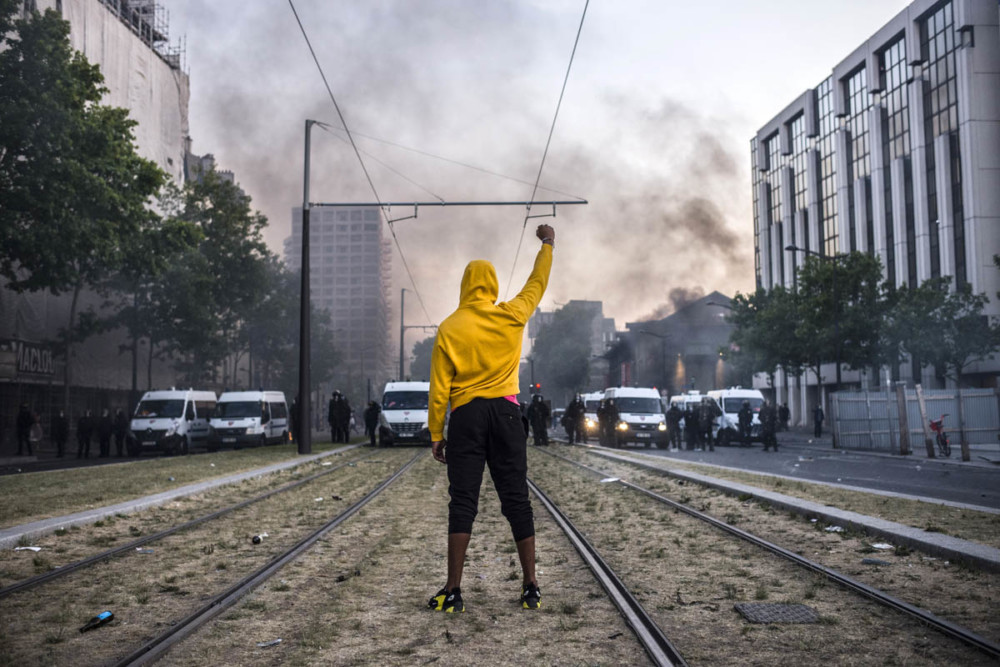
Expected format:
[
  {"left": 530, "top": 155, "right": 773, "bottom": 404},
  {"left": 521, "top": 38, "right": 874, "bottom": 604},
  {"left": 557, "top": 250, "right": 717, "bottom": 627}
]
[
  {"left": 504, "top": 0, "right": 589, "bottom": 299},
  {"left": 318, "top": 123, "right": 586, "bottom": 202},
  {"left": 288, "top": 0, "right": 435, "bottom": 325},
  {"left": 316, "top": 123, "right": 446, "bottom": 204}
]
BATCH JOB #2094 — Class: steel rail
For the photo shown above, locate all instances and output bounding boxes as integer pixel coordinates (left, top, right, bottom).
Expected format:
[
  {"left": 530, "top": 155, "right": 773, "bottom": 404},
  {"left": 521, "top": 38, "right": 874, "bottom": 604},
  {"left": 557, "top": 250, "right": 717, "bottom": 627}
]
[
  {"left": 0, "top": 446, "right": 371, "bottom": 599},
  {"left": 539, "top": 447, "right": 1000, "bottom": 660},
  {"left": 116, "top": 450, "right": 426, "bottom": 667},
  {"left": 528, "top": 479, "right": 688, "bottom": 667}
]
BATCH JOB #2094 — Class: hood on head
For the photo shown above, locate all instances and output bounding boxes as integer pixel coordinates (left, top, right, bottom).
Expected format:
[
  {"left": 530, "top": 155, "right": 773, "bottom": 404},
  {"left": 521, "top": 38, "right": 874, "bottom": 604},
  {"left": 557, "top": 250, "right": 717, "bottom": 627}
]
[{"left": 459, "top": 260, "right": 498, "bottom": 306}]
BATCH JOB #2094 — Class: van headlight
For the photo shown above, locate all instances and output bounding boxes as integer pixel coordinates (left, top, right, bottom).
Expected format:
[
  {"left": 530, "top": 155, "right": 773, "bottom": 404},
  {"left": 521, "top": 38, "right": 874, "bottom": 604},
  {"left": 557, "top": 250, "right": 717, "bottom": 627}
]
[
  {"left": 585, "top": 418, "right": 596, "bottom": 429},
  {"left": 616, "top": 421, "right": 629, "bottom": 432},
  {"left": 165, "top": 423, "right": 178, "bottom": 437},
  {"left": 657, "top": 421, "right": 667, "bottom": 431}
]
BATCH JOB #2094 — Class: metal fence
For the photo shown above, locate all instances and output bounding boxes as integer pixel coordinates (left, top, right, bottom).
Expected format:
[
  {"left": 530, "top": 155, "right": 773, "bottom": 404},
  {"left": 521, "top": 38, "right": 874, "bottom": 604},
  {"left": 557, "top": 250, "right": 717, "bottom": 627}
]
[{"left": 831, "top": 387, "right": 1000, "bottom": 454}]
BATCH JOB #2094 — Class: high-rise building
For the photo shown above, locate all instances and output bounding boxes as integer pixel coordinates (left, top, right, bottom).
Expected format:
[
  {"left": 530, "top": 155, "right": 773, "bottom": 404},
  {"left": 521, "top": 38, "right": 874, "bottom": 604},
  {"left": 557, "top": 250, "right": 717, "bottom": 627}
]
[
  {"left": 752, "top": 0, "right": 999, "bottom": 421},
  {"left": 284, "top": 207, "right": 393, "bottom": 403}
]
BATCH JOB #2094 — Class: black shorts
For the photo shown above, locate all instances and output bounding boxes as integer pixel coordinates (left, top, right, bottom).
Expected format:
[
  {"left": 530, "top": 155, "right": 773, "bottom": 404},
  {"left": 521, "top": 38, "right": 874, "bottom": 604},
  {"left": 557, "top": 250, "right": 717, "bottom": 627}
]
[{"left": 446, "top": 397, "right": 534, "bottom": 542}]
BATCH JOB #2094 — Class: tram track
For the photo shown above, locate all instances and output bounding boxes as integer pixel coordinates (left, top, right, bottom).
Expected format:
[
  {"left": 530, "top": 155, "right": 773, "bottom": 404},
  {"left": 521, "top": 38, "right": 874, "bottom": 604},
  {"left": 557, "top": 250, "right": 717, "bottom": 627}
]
[
  {"left": 0, "top": 449, "right": 423, "bottom": 666},
  {"left": 528, "top": 478, "right": 687, "bottom": 666},
  {"left": 0, "top": 449, "right": 379, "bottom": 599},
  {"left": 116, "top": 451, "right": 425, "bottom": 666},
  {"left": 533, "top": 445, "right": 1000, "bottom": 662}
]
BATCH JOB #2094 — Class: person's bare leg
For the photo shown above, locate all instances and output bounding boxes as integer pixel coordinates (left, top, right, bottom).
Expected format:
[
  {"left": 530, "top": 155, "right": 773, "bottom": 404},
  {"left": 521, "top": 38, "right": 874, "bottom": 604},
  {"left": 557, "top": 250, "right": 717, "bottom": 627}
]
[
  {"left": 445, "top": 532, "right": 471, "bottom": 590},
  {"left": 516, "top": 535, "right": 536, "bottom": 586}
]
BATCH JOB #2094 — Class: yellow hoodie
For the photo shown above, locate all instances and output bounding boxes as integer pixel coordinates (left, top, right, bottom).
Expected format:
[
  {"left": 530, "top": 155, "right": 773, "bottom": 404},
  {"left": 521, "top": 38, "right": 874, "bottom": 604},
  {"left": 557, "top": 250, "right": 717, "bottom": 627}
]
[{"left": 428, "top": 244, "right": 553, "bottom": 441}]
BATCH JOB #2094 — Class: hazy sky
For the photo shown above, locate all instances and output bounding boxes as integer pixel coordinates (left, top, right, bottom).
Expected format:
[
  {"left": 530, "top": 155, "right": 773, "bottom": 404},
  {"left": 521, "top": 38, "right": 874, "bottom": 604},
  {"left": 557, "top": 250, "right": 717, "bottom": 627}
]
[{"left": 166, "top": 0, "right": 912, "bottom": 332}]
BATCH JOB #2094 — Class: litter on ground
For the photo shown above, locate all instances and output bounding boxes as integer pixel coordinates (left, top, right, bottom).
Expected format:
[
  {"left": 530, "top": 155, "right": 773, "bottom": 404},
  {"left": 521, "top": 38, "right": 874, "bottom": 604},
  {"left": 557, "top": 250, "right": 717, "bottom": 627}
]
[
  {"left": 825, "top": 526, "right": 844, "bottom": 533},
  {"left": 14, "top": 546, "right": 41, "bottom": 552},
  {"left": 600, "top": 477, "right": 619, "bottom": 483}
]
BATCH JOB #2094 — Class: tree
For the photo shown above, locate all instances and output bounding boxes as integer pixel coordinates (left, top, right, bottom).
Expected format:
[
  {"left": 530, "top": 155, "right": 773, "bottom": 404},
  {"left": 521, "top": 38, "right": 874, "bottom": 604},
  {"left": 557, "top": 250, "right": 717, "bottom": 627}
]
[
  {"left": 164, "top": 170, "right": 271, "bottom": 384},
  {"left": 727, "top": 286, "right": 801, "bottom": 391},
  {"left": 532, "top": 302, "right": 596, "bottom": 400},
  {"left": 244, "top": 261, "right": 340, "bottom": 398},
  {"left": 892, "top": 278, "right": 998, "bottom": 385},
  {"left": 0, "top": 4, "right": 165, "bottom": 410},
  {"left": 410, "top": 336, "right": 435, "bottom": 381}
]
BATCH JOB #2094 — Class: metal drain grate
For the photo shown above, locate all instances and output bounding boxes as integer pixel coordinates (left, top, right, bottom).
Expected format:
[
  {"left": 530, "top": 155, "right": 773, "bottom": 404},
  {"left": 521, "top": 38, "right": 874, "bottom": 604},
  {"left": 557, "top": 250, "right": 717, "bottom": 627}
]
[{"left": 734, "top": 603, "right": 819, "bottom": 624}]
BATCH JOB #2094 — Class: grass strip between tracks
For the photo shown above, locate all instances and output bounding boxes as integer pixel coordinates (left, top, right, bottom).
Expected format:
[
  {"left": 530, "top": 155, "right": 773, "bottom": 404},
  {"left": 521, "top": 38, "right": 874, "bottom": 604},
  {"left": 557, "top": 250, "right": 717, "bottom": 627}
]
[{"left": 0, "top": 439, "right": 366, "bottom": 530}]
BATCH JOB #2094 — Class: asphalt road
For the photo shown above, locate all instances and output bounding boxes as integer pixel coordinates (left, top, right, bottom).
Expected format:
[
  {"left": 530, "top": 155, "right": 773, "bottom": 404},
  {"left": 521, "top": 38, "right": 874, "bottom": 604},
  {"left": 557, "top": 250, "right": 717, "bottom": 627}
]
[{"left": 552, "top": 427, "right": 1000, "bottom": 511}]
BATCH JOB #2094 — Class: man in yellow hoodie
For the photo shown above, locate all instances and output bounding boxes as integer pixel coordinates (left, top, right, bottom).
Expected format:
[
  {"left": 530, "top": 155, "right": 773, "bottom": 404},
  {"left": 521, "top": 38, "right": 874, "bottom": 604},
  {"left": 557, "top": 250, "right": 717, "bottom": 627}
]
[{"left": 426, "top": 224, "right": 554, "bottom": 613}]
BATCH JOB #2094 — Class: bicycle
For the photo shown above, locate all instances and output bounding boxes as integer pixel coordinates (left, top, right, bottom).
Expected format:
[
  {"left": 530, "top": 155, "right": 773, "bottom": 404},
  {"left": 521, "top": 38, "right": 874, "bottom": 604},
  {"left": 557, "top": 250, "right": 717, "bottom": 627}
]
[{"left": 929, "top": 414, "right": 951, "bottom": 458}]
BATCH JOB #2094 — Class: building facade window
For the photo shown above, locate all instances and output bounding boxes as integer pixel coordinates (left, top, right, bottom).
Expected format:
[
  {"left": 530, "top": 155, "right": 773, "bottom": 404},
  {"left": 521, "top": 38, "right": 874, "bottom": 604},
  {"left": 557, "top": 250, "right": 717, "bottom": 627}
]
[
  {"left": 921, "top": 0, "right": 961, "bottom": 282},
  {"left": 879, "top": 36, "right": 909, "bottom": 283},
  {"left": 816, "top": 77, "right": 838, "bottom": 255}
]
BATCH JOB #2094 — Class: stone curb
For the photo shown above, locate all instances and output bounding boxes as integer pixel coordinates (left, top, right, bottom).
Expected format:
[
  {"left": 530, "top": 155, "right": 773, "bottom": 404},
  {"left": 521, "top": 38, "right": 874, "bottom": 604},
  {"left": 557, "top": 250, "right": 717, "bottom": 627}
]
[
  {"left": 0, "top": 445, "right": 359, "bottom": 550},
  {"left": 590, "top": 448, "right": 1000, "bottom": 573}
]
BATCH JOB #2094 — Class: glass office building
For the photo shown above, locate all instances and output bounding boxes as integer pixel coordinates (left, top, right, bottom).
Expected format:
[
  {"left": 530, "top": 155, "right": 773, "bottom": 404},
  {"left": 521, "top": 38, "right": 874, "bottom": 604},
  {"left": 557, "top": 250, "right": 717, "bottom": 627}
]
[{"left": 751, "top": 0, "right": 999, "bottom": 419}]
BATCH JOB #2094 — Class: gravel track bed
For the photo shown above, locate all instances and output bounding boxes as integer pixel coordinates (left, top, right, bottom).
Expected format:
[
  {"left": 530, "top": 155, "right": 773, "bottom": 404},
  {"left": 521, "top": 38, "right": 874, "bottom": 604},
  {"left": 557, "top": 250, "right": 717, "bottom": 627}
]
[
  {"left": 529, "top": 447, "right": 993, "bottom": 665},
  {"left": 593, "top": 445, "right": 1000, "bottom": 550},
  {"left": 0, "top": 450, "right": 413, "bottom": 666},
  {"left": 551, "top": 444, "right": 1000, "bottom": 646},
  {"left": 0, "top": 449, "right": 372, "bottom": 588},
  {"left": 162, "top": 455, "right": 649, "bottom": 666}
]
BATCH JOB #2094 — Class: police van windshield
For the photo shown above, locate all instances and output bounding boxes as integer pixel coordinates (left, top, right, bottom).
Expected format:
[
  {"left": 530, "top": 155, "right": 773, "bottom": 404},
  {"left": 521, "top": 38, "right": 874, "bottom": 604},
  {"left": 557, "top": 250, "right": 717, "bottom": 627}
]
[
  {"left": 615, "top": 398, "right": 662, "bottom": 414},
  {"left": 213, "top": 401, "right": 262, "bottom": 419},
  {"left": 723, "top": 397, "right": 764, "bottom": 413},
  {"left": 383, "top": 391, "right": 428, "bottom": 410},
  {"left": 134, "top": 400, "right": 184, "bottom": 419},
  {"left": 585, "top": 400, "right": 600, "bottom": 411}
]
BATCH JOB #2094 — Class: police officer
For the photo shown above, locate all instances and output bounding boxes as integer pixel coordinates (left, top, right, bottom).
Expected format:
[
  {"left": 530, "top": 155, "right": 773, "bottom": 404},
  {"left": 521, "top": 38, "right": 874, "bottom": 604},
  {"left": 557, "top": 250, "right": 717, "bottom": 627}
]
[
  {"left": 51, "top": 409, "right": 69, "bottom": 458},
  {"left": 97, "top": 408, "right": 114, "bottom": 457},
  {"left": 526, "top": 394, "right": 551, "bottom": 446},
  {"left": 737, "top": 400, "right": 753, "bottom": 447},
  {"left": 113, "top": 408, "right": 129, "bottom": 457},
  {"left": 665, "top": 402, "right": 682, "bottom": 450},
  {"left": 363, "top": 400, "right": 381, "bottom": 447},
  {"left": 684, "top": 404, "right": 699, "bottom": 450},
  {"left": 760, "top": 400, "right": 778, "bottom": 452},
  {"left": 698, "top": 398, "right": 715, "bottom": 452}
]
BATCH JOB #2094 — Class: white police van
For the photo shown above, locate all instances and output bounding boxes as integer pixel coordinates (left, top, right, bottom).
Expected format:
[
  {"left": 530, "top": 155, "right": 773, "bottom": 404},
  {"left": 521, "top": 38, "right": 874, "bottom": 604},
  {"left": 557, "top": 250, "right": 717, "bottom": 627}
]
[
  {"left": 604, "top": 386, "right": 667, "bottom": 448},
  {"left": 582, "top": 391, "right": 604, "bottom": 439},
  {"left": 706, "top": 387, "right": 765, "bottom": 445},
  {"left": 379, "top": 381, "right": 431, "bottom": 446},
  {"left": 207, "top": 390, "right": 289, "bottom": 451},
  {"left": 129, "top": 389, "right": 217, "bottom": 456}
]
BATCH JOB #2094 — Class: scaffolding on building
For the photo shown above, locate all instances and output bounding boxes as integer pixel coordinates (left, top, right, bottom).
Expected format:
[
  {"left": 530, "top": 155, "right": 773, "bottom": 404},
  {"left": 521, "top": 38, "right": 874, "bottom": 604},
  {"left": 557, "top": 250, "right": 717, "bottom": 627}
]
[{"left": 97, "top": 0, "right": 186, "bottom": 71}]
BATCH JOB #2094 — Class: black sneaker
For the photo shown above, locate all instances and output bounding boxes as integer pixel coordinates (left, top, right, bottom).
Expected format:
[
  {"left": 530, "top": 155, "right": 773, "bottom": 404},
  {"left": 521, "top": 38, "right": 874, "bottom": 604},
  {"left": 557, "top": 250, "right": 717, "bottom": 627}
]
[
  {"left": 428, "top": 587, "right": 464, "bottom": 613},
  {"left": 520, "top": 582, "right": 541, "bottom": 610}
]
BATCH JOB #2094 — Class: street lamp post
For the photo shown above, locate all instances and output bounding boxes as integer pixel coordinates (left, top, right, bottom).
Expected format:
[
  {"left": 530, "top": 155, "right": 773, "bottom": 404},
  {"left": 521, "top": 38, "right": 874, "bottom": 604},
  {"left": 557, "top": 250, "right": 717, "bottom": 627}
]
[{"left": 785, "top": 244, "right": 842, "bottom": 391}]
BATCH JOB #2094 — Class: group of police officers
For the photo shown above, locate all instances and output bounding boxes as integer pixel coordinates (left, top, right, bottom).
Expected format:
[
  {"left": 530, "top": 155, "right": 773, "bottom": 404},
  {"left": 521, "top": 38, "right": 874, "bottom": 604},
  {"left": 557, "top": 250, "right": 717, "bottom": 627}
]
[{"left": 524, "top": 393, "right": 785, "bottom": 452}]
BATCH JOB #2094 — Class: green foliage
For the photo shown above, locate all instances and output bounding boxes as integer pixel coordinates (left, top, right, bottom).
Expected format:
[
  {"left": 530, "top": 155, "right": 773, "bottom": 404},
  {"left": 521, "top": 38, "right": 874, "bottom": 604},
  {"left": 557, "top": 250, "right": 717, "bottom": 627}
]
[
  {"left": 889, "top": 277, "right": 999, "bottom": 384},
  {"left": 532, "top": 302, "right": 596, "bottom": 398},
  {"left": 728, "top": 251, "right": 997, "bottom": 387},
  {"left": 0, "top": 6, "right": 164, "bottom": 294},
  {"left": 727, "top": 286, "right": 800, "bottom": 383},
  {"left": 0, "top": 5, "right": 165, "bottom": 409},
  {"left": 410, "top": 336, "right": 434, "bottom": 381}
]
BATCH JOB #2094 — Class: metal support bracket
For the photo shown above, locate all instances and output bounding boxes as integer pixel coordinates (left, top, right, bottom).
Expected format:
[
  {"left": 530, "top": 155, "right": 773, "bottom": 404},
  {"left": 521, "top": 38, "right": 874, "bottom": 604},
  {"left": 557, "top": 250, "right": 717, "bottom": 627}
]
[{"left": 526, "top": 203, "right": 557, "bottom": 220}]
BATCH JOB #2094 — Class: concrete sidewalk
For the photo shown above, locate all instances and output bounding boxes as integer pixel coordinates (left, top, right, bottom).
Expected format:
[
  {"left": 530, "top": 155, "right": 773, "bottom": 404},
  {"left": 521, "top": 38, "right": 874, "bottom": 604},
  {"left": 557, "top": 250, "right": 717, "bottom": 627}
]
[
  {"left": 589, "top": 447, "right": 1000, "bottom": 573},
  {"left": 0, "top": 444, "right": 358, "bottom": 549}
]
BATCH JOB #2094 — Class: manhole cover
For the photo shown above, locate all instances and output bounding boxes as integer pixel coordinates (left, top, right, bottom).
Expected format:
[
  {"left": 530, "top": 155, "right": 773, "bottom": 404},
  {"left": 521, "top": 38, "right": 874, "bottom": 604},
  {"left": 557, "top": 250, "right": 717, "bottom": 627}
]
[{"left": 734, "top": 603, "right": 819, "bottom": 624}]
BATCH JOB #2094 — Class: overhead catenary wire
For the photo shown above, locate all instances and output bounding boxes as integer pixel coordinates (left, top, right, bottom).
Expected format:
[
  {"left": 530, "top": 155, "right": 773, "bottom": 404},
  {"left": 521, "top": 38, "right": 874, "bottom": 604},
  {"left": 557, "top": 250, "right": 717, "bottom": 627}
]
[
  {"left": 317, "top": 123, "right": 586, "bottom": 202},
  {"left": 287, "top": 0, "right": 435, "bottom": 326},
  {"left": 316, "top": 122, "right": 446, "bottom": 204},
  {"left": 504, "top": 0, "right": 590, "bottom": 300}
]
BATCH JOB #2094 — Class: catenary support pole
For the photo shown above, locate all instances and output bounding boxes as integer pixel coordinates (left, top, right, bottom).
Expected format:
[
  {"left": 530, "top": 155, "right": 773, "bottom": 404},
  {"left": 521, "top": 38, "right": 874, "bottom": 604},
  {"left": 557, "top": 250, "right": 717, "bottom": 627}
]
[
  {"left": 399, "top": 288, "right": 406, "bottom": 381},
  {"left": 297, "top": 120, "right": 315, "bottom": 455}
]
